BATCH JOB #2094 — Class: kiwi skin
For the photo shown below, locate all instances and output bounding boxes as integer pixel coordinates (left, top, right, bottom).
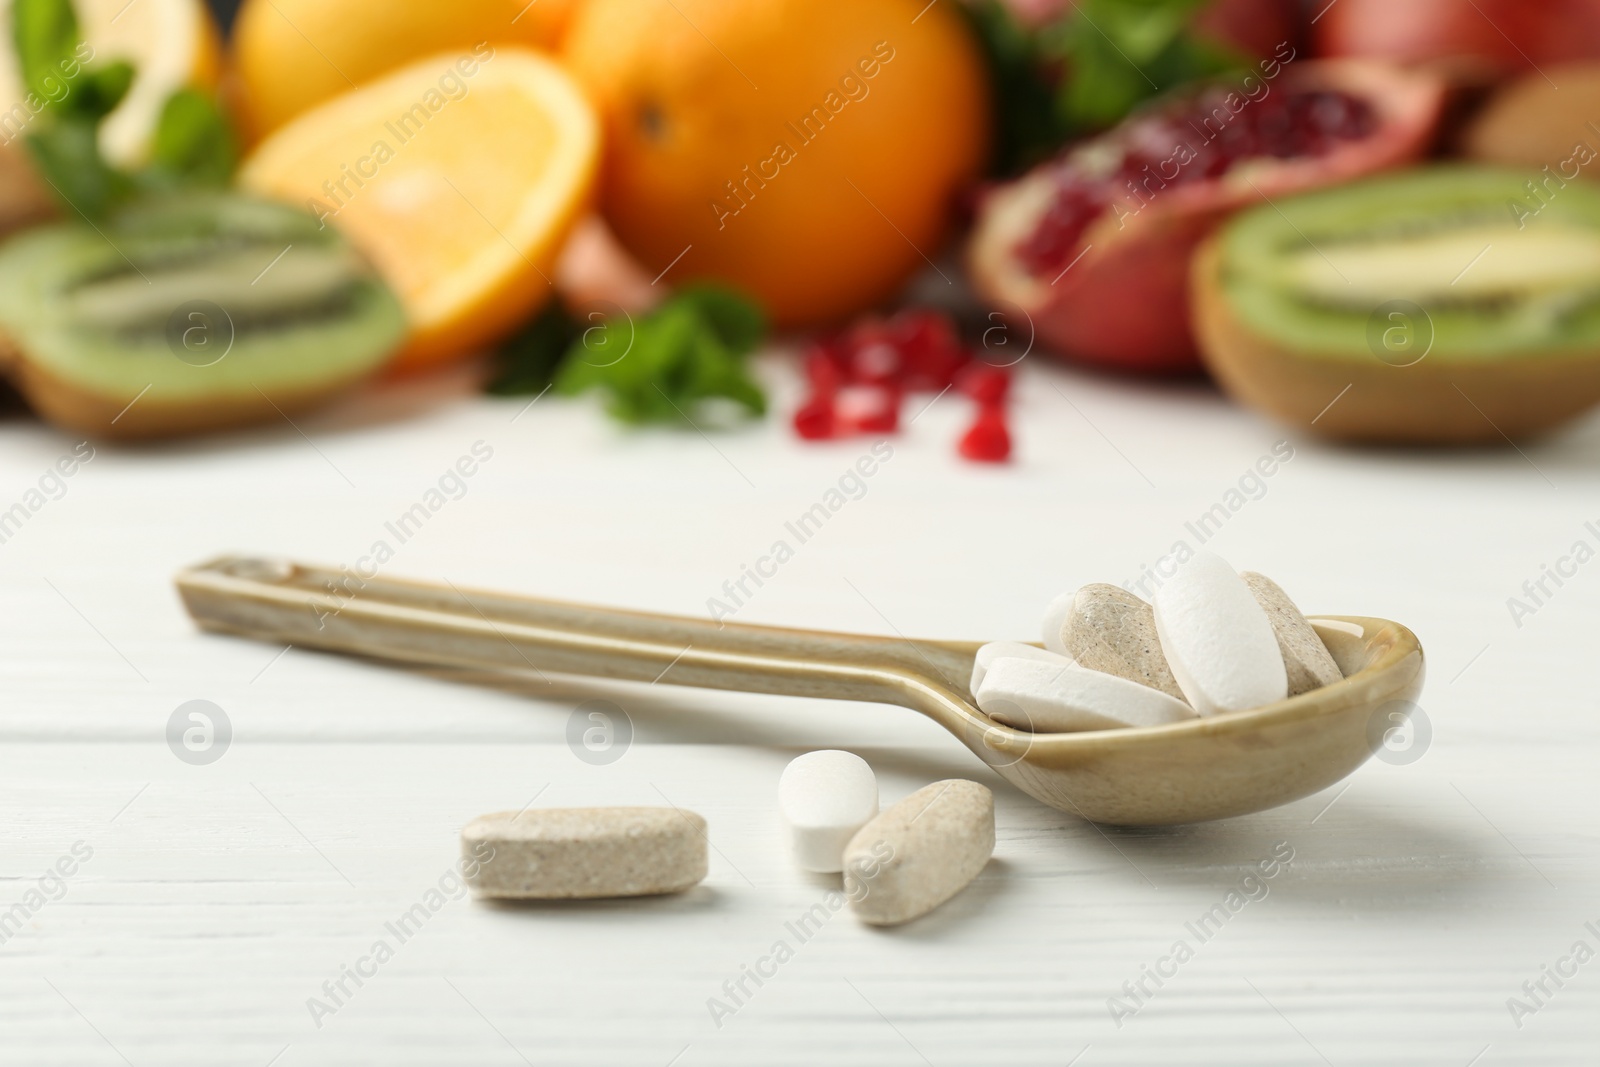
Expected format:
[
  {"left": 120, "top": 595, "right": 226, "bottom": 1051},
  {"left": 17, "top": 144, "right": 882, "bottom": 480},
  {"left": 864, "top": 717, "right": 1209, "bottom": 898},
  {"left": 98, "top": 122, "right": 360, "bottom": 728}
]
[
  {"left": 1461, "top": 63, "right": 1600, "bottom": 168},
  {"left": 0, "top": 333, "right": 382, "bottom": 441},
  {"left": 1191, "top": 237, "right": 1600, "bottom": 444},
  {"left": 0, "top": 193, "right": 406, "bottom": 441}
]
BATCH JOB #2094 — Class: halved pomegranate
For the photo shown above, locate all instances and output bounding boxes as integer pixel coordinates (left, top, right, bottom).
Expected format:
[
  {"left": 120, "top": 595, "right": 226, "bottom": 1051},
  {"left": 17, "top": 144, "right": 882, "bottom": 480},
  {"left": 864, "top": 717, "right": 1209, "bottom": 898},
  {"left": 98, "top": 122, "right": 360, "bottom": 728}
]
[
  {"left": 967, "top": 59, "right": 1445, "bottom": 374},
  {"left": 1314, "top": 0, "right": 1600, "bottom": 80}
]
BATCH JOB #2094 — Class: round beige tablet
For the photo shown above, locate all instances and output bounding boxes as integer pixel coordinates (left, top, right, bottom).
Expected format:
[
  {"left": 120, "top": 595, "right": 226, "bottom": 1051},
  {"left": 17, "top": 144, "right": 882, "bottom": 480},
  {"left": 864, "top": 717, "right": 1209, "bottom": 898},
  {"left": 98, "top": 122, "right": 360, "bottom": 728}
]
[{"left": 462, "top": 807, "right": 708, "bottom": 899}]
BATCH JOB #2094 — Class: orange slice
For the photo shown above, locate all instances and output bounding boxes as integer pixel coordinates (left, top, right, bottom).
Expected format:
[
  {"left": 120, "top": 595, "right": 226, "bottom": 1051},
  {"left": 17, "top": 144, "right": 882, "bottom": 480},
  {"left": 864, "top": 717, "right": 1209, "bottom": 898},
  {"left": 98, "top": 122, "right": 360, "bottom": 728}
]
[
  {"left": 230, "top": 0, "right": 577, "bottom": 140},
  {"left": 238, "top": 46, "right": 598, "bottom": 370}
]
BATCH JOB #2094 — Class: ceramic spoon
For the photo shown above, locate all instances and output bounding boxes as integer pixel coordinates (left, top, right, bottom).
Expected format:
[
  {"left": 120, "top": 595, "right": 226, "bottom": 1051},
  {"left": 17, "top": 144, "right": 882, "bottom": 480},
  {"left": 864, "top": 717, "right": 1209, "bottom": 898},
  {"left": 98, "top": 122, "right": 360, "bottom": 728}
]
[{"left": 175, "top": 556, "right": 1425, "bottom": 827}]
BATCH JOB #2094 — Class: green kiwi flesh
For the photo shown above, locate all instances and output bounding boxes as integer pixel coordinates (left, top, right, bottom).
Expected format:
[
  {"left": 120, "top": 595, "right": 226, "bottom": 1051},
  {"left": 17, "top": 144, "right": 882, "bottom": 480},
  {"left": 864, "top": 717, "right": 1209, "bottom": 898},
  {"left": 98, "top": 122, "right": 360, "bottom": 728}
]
[
  {"left": 0, "top": 193, "right": 406, "bottom": 439},
  {"left": 1196, "top": 166, "right": 1600, "bottom": 442}
]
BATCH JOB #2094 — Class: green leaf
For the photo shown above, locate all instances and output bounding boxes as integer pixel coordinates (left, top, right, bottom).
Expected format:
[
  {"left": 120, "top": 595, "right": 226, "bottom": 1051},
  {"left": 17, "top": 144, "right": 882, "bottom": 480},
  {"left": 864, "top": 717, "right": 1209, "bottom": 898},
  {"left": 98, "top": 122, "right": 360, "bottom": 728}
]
[
  {"left": 1050, "top": 0, "right": 1243, "bottom": 132},
  {"left": 965, "top": 0, "right": 1249, "bottom": 173},
  {"left": 145, "top": 87, "right": 237, "bottom": 187},
  {"left": 675, "top": 284, "right": 766, "bottom": 352},
  {"left": 11, "top": 0, "right": 245, "bottom": 220},
  {"left": 486, "top": 301, "right": 579, "bottom": 396},
  {"left": 960, "top": 0, "right": 1070, "bottom": 175},
  {"left": 550, "top": 287, "right": 767, "bottom": 425},
  {"left": 23, "top": 114, "right": 130, "bottom": 218},
  {"left": 80, "top": 59, "right": 134, "bottom": 117},
  {"left": 12, "top": 0, "right": 79, "bottom": 104}
]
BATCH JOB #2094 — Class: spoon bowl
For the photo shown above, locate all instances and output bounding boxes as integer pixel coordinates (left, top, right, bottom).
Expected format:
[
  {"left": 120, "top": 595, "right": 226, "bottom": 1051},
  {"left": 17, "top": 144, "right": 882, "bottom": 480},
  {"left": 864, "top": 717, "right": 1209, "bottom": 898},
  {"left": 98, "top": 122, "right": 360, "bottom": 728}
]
[{"left": 176, "top": 557, "right": 1424, "bottom": 826}]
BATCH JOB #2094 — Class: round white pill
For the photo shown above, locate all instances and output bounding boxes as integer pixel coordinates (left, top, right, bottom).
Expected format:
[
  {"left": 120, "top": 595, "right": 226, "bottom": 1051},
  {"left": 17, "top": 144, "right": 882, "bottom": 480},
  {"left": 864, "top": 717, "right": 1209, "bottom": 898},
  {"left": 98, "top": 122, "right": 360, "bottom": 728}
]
[
  {"left": 1152, "top": 551, "right": 1287, "bottom": 716},
  {"left": 976, "top": 656, "right": 1196, "bottom": 732},
  {"left": 1040, "top": 589, "right": 1076, "bottom": 654},
  {"left": 970, "top": 640, "right": 1075, "bottom": 694},
  {"left": 778, "top": 750, "right": 879, "bottom": 873}
]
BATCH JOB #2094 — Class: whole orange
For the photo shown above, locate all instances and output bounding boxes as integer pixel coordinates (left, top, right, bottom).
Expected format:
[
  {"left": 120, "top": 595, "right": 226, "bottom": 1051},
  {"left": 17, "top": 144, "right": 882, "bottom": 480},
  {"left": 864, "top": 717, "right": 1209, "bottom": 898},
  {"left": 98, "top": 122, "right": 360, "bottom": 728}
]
[
  {"left": 231, "top": 0, "right": 578, "bottom": 140},
  {"left": 562, "top": 0, "right": 989, "bottom": 327}
]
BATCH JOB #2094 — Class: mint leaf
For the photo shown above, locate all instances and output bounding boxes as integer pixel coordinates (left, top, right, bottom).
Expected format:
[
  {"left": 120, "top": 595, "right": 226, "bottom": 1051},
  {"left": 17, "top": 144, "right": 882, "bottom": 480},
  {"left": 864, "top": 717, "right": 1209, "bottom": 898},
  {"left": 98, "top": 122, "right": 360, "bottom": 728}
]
[
  {"left": 1047, "top": 0, "right": 1244, "bottom": 131},
  {"left": 12, "top": 0, "right": 79, "bottom": 103},
  {"left": 22, "top": 113, "right": 130, "bottom": 217},
  {"left": 553, "top": 286, "right": 767, "bottom": 425},
  {"left": 146, "top": 87, "right": 237, "bottom": 187},
  {"left": 12, "top": 0, "right": 242, "bottom": 218},
  {"left": 486, "top": 301, "right": 578, "bottom": 396},
  {"left": 80, "top": 58, "right": 133, "bottom": 115},
  {"left": 962, "top": 0, "right": 1067, "bottom": 174},
  {"left": 965, "top": 0, "right": 1247, "bottom": 174}
]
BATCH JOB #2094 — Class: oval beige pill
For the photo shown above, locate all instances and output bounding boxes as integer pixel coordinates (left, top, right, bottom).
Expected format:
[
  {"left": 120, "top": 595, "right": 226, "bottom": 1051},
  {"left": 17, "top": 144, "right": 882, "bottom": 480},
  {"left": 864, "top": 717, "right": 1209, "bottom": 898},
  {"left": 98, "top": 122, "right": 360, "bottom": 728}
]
[
  {"left": 1058, "top": 583, "right": 1188, "bottom": 704},
  {"left": 1241, "top": 571, "right": 1343, "bottom": 696},
  {"left": 462, "top": 808, "right": 708, "bottom": 899},
  {"left": 842, "top": 780, "right": 994, "bottom": 926}
]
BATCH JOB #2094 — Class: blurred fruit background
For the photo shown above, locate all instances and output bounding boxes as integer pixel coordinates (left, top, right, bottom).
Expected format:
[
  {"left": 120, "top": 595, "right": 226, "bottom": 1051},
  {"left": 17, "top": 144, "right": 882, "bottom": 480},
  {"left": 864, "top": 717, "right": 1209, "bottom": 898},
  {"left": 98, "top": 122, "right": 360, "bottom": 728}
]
[{"left": 4, "top": 0, "right": 1600, "bottom": 450}]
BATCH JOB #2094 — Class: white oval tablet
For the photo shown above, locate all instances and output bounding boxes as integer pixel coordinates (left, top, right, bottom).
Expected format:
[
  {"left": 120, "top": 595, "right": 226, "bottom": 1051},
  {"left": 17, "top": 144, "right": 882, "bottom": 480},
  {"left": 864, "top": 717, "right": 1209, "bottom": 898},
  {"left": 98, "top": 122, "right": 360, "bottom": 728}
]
[
  {"left": 778, "top": 750, "right": 879, "bottom": 873},
  {"left": 1040, "top": 590, "right": 1076, "bottom": 654},
  {"left": 976, "top": 656, "right": 1196, "bottom": 732},
  {"left": 970, "top": 641, "right": 1075, "bottom": 694},
  {"left": 1152, "top": 551, "right": 1287, "bottom": 715}
]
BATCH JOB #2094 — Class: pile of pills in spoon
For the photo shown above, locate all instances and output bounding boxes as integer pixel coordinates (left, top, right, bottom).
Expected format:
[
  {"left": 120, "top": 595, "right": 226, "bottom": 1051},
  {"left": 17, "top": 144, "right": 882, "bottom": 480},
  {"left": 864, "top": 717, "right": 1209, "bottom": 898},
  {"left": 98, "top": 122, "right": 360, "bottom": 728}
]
[{"left": 975, "top": 550, "right": 1342, "bottom": 732}]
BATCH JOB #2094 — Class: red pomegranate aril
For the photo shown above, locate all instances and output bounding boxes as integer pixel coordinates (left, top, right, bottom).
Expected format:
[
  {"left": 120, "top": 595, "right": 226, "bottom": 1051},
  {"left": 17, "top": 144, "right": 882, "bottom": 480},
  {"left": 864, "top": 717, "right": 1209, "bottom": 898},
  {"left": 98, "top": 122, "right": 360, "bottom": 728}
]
[
  {"left": 957, "top": 364, "right": 1011, "bottom": 406},
  {"left": 835, "top": 384, "right": 900, "bottom": 434},
  {"left": 793, "top": 395, "right": 836, "bottom": 440},
  {"left": 958, "top": 406, "right": 1012, "bottom": 463},
  {"left": 803, "top": 346, "right": 843, "bottom": 394},
  {"left": 794, "top": 306, "right": 1014, "bottom": 462},
  {"left": 850, "top": 338, "right": 901, "bottom": 384}
]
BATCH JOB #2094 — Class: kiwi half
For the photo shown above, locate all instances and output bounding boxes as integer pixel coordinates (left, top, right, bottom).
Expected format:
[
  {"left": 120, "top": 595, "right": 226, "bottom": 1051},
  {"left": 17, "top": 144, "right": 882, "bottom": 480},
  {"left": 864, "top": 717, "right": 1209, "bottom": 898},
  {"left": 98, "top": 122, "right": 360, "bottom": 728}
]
[
  {"left": 0, "top": 192, "right": 405, "bottom": 439},
  {"left": 1194, "top": 166, "right": 1600, "bottom": 443}
]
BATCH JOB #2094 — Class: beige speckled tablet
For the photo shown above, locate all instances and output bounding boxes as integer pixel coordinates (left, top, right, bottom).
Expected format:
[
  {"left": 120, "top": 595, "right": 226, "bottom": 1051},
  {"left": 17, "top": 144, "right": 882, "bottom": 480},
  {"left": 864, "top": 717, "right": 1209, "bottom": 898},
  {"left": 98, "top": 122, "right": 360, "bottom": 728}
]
[
  {"left": 1241, "top": 572, "right": 1343, "bottom": 696},
  {"left": 462, "top": 808, "right": 707, "bottom": 899},
  {"left": 1056, "top": 584, "right": 1188, "bottom": 704},
  {"left": 842, "top": 780, "right": 993, "bottom": 926}
]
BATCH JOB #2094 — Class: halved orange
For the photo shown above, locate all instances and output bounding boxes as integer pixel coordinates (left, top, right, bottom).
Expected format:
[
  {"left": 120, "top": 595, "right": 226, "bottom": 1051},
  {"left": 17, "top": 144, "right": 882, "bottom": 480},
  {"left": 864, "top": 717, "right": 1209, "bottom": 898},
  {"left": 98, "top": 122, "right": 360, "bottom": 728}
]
[
  {"left": 238, "top": 47, "right": 598, "bottom": 371},
  {"left": 230, "top": 0, "right": 578, "bottom": 141}
]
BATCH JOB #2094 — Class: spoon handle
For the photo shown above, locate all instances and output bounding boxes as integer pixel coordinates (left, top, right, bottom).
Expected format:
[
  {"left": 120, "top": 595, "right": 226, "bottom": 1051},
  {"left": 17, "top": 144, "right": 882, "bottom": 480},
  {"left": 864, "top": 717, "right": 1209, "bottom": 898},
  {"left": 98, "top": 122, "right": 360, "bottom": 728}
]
[{"left": 175, "top": 556, "right": 977, "bottom": 708}]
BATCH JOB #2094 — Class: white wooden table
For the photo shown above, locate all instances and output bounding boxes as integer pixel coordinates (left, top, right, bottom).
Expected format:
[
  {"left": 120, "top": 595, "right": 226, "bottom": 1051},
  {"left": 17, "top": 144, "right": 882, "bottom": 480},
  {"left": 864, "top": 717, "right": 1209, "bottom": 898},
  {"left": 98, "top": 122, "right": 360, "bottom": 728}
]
[{"left": 2, "top": 354, "right": 1597, "bottom": 1066}]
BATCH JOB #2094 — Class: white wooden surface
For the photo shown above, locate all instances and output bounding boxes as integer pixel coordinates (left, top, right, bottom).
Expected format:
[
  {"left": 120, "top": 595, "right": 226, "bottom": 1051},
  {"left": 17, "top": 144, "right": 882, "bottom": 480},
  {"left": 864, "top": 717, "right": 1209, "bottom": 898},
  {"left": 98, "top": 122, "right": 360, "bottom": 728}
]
[{"left": 2, "top": 354, "right": 1598, "bottom": 1066}]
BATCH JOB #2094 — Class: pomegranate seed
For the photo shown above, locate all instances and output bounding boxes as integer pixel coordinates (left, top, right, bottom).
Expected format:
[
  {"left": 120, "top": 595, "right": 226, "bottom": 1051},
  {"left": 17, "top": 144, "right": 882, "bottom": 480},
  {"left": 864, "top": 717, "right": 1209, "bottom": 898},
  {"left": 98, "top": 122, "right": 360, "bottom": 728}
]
[
  {"left": 835, "top": 384, "right": 900, "bottom": 434},
  {"left": 850, "top": 339, "right": 901, "bottom": 384},
  {"left": 793, "top": 395, "right": 836, "bottom": 440},
  {"left": 958, "top": 405, "right": 1012, "bottom": 463},
  {"left": 957, "top": 364, "right": 1010, "bottom": 406},
  {"left": 803, "top": 346, "right": 842, "bottom": 394}
]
